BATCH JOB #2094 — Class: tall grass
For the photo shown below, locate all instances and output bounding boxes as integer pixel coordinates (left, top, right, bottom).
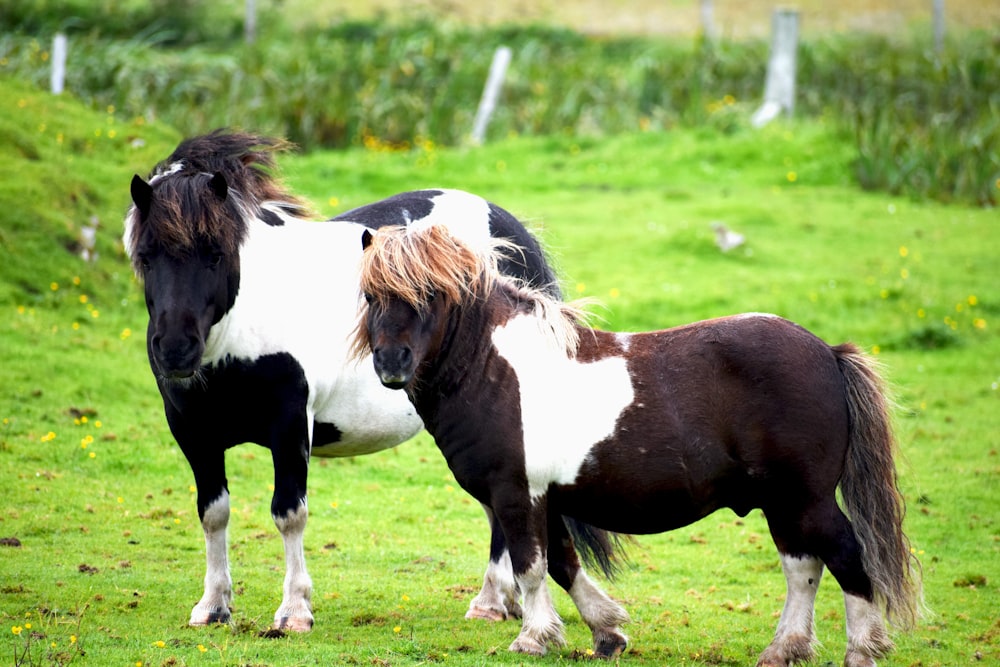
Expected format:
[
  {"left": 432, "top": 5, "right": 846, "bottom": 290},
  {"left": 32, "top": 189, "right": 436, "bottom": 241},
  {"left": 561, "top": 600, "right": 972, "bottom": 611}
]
[
  {"left": 827, "top": 35, "right": 1000, "bottom": 206},
  {"left": 1, "top": 16, "right": 996, "bottom": 205}
]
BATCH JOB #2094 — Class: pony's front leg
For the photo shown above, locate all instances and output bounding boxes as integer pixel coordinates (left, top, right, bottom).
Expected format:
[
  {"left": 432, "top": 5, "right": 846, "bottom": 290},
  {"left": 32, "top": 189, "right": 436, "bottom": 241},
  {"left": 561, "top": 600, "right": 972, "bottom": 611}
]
[
  {"left": 467, "top": 504, "right": 522, "bottom": 621},
  {"left": 190, "top": 488, "right": 233, "bottom": 625},
  {"left": 270, "top": 434, "right": 314, "bottom": 632},
  {"left": 500, "top": 495, "right": 565, "bottom": 655},
  {"left": 179, "top": 439, "right": 233, "bottom": 626},
  {"left": 509, "top": 554, "right": 564, "bottom": 655},
  {"left": 548, "top": 514, "right": 629, "bottom": 658}
]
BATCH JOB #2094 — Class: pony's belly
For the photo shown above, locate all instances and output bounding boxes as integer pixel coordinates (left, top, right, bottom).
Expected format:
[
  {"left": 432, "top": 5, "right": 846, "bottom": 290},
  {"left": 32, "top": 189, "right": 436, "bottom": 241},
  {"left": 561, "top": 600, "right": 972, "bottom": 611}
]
[
  {"left": 552, "top": 487, "right": 722, "bottom": 535},
  {"left": 310, "top": 437, "right": 411, "bottom": 458},
  {"left": 309, "top": 365, "right": 426, "bottom": 457},
  {"left": 309, "top": 412, "right": 424, "bottom": 458}
]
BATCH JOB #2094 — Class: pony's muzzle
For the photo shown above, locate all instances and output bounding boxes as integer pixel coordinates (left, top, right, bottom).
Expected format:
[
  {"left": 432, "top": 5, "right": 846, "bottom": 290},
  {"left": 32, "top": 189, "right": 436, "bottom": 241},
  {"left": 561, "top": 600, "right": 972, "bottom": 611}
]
[
  {"left": 151, "top": 330, "right": 204, "bottom": 380},
  {"left": 372, "top": 346, "right": 413, "bottom": 389}
]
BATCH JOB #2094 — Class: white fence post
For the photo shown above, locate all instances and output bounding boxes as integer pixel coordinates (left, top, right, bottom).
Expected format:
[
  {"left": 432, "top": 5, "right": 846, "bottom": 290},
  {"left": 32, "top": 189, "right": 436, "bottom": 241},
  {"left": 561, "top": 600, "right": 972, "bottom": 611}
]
[
  {"left": 245, "top": 0, "right": 257, "bottom": 44},
  {"left": 933, "top": 0, "right": 945, "bottom": 53},
  {"left": 751, "top": 9, "right": 799, "bottom": 128},
  {"left": 470, "top": 46, "right": 512, "bottom": 145},
  {"left": 700, "top": 0, "right": 717, "bottom": 43},
  {"left": 51, "top": 33, "right": 67, "bottom": 95}
]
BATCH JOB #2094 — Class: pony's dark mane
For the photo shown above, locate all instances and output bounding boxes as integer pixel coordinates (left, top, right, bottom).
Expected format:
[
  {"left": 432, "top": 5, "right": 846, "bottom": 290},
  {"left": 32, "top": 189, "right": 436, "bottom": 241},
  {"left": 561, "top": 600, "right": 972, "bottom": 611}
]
[
  {"left": 126, "top": 130, "right": 311, "bottom": 271},
  {"left": 353, "top": 225, "right": 585, "bottom": 359}
]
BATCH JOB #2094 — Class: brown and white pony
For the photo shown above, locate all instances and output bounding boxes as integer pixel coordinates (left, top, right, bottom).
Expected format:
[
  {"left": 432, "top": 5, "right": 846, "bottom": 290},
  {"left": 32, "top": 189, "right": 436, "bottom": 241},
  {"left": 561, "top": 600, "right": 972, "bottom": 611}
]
[{"left": 352, "top": 224, "right": 922, "bottom": 666}]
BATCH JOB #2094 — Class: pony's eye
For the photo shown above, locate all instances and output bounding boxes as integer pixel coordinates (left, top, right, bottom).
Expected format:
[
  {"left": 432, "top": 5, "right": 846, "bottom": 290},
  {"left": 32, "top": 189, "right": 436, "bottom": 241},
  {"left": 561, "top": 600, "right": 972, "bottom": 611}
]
[
  {"left": 363, "top": 293, "right": 374, "bottom": 304},
  {"left": 426, "top": 289, "right": 437, "bottom": 303},
  {"left": 208, "top": 252, "right": 224, "bottom": 268},
  {"left": 138, "top": 254, "right": 151, "bottom": 270}
]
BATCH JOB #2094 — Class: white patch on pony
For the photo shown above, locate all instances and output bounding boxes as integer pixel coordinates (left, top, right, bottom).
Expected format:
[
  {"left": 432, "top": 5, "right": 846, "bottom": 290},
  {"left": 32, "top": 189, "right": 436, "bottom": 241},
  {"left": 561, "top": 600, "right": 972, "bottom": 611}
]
[
  {"left": 149, "top": 160, "right": 185, "bottom": 184},
  {"left": 190, "top": 490, "right": 232, "bottom": 625},
  {"left": 733, "top": 312, "right": 781, "bottom": 321},
  {"left": 775, "top": 554, "right": 823, "bottom": 644},
  {"left": 202, "top": 213, "right": 424, "bottom": 455},
  {"left": 756, "top": 554, "right": 823, "bottom": 664},
  {"left": 492, "top": 314, "right": 634, "bottom": 499},
  {"left": 844, "top": 593, "right": 893, "bottom": 660},
  {"left": 510, "top": 552, "right": 564, "bottom": 654},
  {"left": 467, "top": 547, "right": 520, "bottom": 621},
  {"left": 568, "top": 569, "right": 630, "bottom": 633},
  {"left": 122, "top": 211, "right": 138, "bottom": 263},
  {"left": 407, "top": 189, "right": 495, "bottom": 258}
]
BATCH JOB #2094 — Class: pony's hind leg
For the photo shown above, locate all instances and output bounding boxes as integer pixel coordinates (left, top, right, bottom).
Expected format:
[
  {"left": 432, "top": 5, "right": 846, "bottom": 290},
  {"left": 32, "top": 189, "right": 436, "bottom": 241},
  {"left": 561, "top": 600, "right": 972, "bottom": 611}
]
[
  {"left": 548, "top": 514, "right": 629, "bottom": 658},
  {"left": 569, "top": 572, "right": 629, "bottom": 657},
  {"left": 843, "top": 593, "right": 894, "bottom": 667},
  {"left": 755, "top": 553, "right": 823, "bottom": 667},
  {"left": 809, "top": 505, "right": 894, "bottom": 667},
  {"left": 466, "top": 505, "right": 522, "bottom": 621},
  {"left": 764, "top": 500, "right": 894, "bottom": 667},
  {"left": 190, "top": 489, "right": 234, "bottom": 626}
]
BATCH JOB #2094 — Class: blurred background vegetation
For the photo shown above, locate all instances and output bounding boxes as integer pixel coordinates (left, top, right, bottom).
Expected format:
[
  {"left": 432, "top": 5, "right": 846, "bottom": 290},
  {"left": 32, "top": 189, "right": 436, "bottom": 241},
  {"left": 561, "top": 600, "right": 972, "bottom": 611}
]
[{"left": 1, "top": 0, "right": 997, "bottom": 206}]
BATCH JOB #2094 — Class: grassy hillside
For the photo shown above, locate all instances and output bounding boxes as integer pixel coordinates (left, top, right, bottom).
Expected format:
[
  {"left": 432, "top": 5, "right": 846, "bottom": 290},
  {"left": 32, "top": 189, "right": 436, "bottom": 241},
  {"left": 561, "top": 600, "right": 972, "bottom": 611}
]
[
  {"left": 0, "top": 77, "right": 179, "bottom": 307},
  {"left": 1, "top": 78, "right": 998, "bottom": 666}
]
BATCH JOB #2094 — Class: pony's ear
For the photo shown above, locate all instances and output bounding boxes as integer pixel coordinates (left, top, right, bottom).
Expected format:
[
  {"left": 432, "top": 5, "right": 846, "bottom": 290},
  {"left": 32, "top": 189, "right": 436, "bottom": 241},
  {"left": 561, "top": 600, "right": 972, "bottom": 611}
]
[
  {"left": 208, "top": 172, "right": 228, "bottom": 201},
  {"left": 130, "top": 174, "right": 153, "bottom": 218},
  {"left": 361, "top": 228, "right": 374, "bottom": 250}
]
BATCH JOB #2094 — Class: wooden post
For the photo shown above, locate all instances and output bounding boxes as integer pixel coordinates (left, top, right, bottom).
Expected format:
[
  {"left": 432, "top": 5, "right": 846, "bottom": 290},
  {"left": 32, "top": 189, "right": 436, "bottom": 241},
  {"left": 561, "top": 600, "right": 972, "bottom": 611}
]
[
  {"left": 470, "top": 46, "right": 512, "bottom": 145},
  {"left": 51, "top": 33, "right": 67, "bottom": 95},
  {"left": 245, "top": 0, "right": 257, "bottom": 44},
  {"left": 933, "top": 0, "right": 945, "bottom": 53},
  {"left": 751, "top": 8, "right": 799, "bottom": 128}
]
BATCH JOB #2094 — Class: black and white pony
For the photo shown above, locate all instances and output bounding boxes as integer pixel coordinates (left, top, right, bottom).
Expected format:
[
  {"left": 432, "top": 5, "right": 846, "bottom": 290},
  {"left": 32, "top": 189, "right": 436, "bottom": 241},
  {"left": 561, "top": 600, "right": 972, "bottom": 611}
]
[
  {"left": 354, "top": 224, "right": 923, "bottom": 666},
  {"left": 124, "top": 130, "right": 601, "bottom": 630}
]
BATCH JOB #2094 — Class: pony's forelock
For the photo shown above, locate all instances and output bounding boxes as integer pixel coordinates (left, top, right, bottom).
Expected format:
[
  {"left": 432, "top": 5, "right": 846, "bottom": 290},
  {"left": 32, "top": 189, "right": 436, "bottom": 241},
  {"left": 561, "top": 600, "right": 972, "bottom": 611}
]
[
  {"left": 125, "top": 130, "right": 314, "bottom": 276},
  {"left": 359, "top": 224, "right": 499, "bottom": 310}
]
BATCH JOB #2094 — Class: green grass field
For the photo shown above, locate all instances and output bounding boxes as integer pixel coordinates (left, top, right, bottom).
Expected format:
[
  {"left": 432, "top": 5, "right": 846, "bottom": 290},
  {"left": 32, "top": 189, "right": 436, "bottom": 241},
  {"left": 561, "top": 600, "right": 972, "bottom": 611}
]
[{"left": 1, "top": 77, "right": 997, "bottom": 666}]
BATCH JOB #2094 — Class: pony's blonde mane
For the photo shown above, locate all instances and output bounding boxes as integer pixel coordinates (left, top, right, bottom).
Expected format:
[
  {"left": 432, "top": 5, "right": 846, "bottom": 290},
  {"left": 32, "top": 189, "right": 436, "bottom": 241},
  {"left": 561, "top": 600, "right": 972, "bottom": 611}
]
[
  {"left": 354, "top": 224, "right": 586, "bottom": 358},
  {"left": 359, "top": 224, "right": 499, "bottom": 310}
]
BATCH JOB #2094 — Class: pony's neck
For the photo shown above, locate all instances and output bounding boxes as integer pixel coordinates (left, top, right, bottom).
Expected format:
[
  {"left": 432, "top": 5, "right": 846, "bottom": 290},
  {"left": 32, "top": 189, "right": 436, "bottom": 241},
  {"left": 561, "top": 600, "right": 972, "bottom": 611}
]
[{"left": 407, "top": 289, "right": 522, "bottom": 425}]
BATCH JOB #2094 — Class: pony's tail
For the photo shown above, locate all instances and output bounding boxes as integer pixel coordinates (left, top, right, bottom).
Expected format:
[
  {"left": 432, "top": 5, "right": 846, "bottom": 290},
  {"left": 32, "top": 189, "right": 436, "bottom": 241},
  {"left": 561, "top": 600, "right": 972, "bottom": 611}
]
[
  {"left": 565, "top": 518, "right": 632, "bottom": 581},
  {"left": 835, "top": 343, "right": 923, "bottom": 629}
]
